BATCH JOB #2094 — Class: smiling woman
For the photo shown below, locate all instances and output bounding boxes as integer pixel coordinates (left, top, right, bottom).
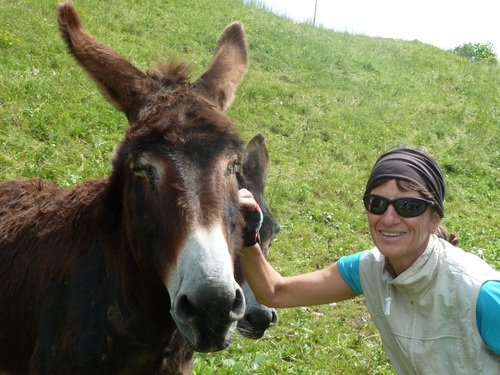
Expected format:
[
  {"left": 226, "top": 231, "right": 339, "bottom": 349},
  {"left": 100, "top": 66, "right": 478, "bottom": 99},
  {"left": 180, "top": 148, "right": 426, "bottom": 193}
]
[{"left": 238, "top": 146, "right": 500, "bottom": 375}]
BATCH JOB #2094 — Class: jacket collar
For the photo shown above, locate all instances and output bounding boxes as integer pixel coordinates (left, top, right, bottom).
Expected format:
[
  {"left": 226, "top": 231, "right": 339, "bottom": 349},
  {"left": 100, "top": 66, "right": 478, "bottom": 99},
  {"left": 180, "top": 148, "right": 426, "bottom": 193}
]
[{"left": 382, "top": 235, "right": 440, "bottom": 297}]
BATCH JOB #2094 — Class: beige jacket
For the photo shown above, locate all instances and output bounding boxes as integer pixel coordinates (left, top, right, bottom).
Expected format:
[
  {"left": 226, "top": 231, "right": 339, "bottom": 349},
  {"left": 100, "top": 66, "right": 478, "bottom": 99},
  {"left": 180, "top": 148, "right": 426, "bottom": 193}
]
[{"left": 359, "top": 235, "right": 500, "bottom": 375}]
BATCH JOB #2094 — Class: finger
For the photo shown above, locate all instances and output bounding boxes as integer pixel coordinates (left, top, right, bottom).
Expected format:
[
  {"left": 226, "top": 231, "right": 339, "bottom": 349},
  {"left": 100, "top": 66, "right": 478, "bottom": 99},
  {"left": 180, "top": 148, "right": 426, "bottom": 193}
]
[
  {"left": 238, "top": 188, "right": 253, "bottom": 199},
  {"left": 239, "top": 197, "right": 257, "bottom": 210}
]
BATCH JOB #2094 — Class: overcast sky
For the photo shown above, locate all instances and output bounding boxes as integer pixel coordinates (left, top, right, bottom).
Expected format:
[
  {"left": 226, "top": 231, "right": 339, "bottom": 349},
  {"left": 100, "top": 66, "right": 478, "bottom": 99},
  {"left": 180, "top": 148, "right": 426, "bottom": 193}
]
[{"left": 247, "top": 0, "right": 499, "bottom": 54}]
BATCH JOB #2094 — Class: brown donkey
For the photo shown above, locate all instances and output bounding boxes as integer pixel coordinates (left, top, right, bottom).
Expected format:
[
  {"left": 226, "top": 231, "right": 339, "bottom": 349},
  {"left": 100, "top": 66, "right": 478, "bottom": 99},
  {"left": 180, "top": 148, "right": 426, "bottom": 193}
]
[{"left": 0, "top": 2, "right": 252, "bottom": 374}]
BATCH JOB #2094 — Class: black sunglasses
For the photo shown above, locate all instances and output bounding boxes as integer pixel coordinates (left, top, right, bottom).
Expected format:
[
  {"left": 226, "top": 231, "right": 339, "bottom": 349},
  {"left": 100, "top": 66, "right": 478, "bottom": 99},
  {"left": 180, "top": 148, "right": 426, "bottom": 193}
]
[{"left": 363, "top": 194, "right": 435, "bottom": 218}]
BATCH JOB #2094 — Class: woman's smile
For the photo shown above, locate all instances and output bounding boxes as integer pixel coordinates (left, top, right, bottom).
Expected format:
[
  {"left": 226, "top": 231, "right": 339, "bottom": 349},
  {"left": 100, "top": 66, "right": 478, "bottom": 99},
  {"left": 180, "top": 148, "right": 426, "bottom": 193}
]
[{"left": 380, "top": 231, "right": 406, "bottom": 238}]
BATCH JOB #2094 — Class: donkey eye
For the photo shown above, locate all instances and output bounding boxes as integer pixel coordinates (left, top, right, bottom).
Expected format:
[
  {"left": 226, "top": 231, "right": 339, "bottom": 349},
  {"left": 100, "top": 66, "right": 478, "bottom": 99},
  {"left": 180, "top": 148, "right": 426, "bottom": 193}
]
[
  {"left": 130, "top": 162, "right": 156, "bottom": 180},
  {"left": 227, "top": 161, "right": 241, "bottom": 175},
  {"left": 130, "top": 162, "right": 147, "bottom": 176}
]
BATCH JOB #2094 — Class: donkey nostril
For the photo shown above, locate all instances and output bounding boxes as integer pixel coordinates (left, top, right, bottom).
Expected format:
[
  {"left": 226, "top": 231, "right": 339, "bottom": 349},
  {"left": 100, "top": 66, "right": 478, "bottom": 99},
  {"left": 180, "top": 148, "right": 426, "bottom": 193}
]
[
  {"left": 176, "top": 295, "right": 197, "bottom": 323},
  {"left": 231, "top": 287, "right": 246, "bottom": 320},
  {"left": 270, "top": 309, "right": 278, "bottom": 326}
]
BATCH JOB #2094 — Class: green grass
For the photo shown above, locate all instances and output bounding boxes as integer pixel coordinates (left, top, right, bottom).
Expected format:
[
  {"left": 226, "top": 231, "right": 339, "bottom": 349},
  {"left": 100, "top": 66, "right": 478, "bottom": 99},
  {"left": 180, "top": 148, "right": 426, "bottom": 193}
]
[{"left": 1, "top": 0, "right": 499, "bottom": 373}]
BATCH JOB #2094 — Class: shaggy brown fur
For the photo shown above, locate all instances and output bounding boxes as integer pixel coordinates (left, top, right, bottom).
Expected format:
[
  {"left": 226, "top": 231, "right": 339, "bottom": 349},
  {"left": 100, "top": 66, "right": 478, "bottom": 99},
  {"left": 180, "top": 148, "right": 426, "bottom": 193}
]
[{"left": 0, "top": 3, "right": 252, "bottom": 374}]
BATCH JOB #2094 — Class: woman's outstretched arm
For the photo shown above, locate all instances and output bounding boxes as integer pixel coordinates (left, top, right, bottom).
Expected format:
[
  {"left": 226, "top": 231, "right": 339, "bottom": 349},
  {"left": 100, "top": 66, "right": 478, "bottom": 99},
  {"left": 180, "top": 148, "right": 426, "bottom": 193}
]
[{"left": 239, "top": 189, "right": 357, "bottom": 308}]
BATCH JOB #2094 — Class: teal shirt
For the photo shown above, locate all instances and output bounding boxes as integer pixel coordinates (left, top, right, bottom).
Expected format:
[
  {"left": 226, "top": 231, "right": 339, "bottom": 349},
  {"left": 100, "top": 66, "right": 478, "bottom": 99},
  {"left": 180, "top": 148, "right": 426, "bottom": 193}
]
[{"left": 338, "top": 252, "right": 500, "bottom": 355}]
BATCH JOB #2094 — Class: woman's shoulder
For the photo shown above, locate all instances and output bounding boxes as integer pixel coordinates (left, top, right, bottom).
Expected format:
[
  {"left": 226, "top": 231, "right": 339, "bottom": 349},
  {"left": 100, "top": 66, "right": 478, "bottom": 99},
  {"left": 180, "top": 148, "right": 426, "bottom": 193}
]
[
  {"left": 359, "top": 247, "right": 383, "bottom": 262},
  {"left": 436, "top": 237, "right": 499, "bottom": 280}
]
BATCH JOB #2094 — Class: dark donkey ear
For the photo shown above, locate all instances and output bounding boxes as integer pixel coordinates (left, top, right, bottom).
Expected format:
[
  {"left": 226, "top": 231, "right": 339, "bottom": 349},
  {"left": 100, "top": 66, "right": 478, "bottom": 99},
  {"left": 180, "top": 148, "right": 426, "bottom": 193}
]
[
  {"left": 194, "top": 22, "right": 248, "bottom": 112},
  {"left": 57, "top": 2, "right": 156, "bottom": 121},
  {"left": 242, "top": 134, "right": 269, "bottom": 194}
]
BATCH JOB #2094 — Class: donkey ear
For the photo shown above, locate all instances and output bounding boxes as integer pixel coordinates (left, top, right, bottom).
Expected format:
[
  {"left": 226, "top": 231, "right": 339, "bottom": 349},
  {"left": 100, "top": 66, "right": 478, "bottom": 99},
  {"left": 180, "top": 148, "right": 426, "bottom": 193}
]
[
  {"left": 194, "top": 22, "right": 248, "bottom": 112},
  {"left": 242, "top": 134, "right": 269, "bottom": 194},
  {"left": 57, "top": 2, "right": 155, "bottom": 121}
]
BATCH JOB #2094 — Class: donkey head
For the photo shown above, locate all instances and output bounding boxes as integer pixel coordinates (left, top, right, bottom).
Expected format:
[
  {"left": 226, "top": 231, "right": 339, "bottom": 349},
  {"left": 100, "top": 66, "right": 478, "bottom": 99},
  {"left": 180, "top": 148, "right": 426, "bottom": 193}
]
[
  {"left": 237, "top": 134, "right": 280, "bottom": 339},
  {"left": 58, "top": 3, "right": 248, "bottom": 352}
]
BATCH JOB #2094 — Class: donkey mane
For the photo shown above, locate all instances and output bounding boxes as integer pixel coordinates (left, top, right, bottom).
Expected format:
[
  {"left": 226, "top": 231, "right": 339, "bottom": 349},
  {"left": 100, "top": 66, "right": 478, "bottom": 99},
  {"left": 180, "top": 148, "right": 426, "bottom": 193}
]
[{"left": 148, "top": 61, "right": 193, "bottom": 87}]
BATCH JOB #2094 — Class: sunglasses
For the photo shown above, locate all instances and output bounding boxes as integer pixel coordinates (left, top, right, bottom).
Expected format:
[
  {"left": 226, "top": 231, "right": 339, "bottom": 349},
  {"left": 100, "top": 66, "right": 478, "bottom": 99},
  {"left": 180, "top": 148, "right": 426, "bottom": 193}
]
[{"left": 363, "top": 194, "right": 435, "bottom": 218}]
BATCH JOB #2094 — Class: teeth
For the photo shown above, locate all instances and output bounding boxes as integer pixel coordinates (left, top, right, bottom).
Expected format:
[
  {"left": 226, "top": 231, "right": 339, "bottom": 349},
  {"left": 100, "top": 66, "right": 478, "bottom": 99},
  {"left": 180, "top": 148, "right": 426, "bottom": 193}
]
[{"left": 381, "top": 231, "right": 405, "bottom": 237}]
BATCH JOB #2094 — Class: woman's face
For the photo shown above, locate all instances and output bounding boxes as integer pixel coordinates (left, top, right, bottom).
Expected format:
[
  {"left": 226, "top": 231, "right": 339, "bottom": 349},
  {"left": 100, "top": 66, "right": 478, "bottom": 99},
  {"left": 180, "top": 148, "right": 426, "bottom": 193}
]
[{"left": 367, "top": 180, "right": 441, "bottom": 275}]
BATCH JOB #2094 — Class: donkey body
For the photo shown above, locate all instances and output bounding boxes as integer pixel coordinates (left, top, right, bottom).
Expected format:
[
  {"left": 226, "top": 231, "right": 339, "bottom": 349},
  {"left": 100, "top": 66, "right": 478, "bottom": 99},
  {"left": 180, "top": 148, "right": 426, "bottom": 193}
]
[{"left": 0, "top": 3, "right": 254, "bottom": 374}]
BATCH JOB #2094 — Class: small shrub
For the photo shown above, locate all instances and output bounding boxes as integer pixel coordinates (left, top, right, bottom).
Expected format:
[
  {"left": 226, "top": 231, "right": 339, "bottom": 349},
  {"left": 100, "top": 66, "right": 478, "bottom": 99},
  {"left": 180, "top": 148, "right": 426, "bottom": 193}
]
[{"left": 453, "top": 42, "right": 498, "bottom": 64}]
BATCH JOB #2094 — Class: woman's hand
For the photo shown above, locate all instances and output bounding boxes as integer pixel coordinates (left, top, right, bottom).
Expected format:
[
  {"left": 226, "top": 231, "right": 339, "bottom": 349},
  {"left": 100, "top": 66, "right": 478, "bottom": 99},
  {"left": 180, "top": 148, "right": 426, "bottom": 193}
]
[
  {"left": 239, "top": 189, "right": 263, "bottom": 247},
  {"left": 239, "top": 188, "right": 258, "bottom": 211}
]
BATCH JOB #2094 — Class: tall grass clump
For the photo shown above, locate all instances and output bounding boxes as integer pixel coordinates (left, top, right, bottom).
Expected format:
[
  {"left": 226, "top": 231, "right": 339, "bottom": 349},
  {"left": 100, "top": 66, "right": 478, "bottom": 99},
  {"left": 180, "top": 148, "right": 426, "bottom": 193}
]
[{"left": 1, "top": 1, "right": 498, "bottom": 374}]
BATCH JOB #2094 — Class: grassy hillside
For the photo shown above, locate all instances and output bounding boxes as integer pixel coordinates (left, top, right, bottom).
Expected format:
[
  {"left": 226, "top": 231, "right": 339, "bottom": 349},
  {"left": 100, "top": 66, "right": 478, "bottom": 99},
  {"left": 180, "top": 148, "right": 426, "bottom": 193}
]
[{"left": 1, "top": 1, "right": 499, "bottom": 374}]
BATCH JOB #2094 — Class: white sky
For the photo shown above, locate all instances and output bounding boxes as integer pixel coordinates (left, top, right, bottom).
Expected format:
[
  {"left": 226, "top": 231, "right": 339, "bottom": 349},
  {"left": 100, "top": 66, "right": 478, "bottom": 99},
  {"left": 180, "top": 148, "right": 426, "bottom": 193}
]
[{"left": 250, "top": 0, "right": 499, "bottom": 54}]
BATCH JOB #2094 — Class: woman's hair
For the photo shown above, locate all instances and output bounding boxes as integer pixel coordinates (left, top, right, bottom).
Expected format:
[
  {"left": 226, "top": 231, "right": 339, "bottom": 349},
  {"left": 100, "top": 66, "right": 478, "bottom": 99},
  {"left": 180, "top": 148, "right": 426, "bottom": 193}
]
[
  {"left": 368, "top": 178, "right": 459, "bottom": 246},
  {"left": 434, "top": 227, "right": 460, "bottom": 246}
]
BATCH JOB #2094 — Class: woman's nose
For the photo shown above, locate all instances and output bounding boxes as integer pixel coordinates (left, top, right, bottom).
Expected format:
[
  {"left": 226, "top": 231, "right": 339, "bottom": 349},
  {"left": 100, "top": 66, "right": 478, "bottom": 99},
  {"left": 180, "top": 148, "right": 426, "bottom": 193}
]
[{"left": 381, "top": 203, "right": 401, "bottom": 223}]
